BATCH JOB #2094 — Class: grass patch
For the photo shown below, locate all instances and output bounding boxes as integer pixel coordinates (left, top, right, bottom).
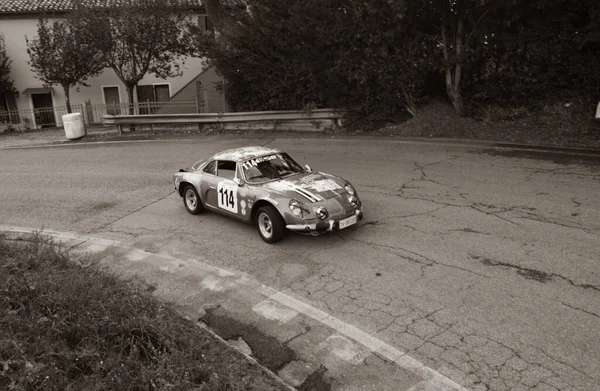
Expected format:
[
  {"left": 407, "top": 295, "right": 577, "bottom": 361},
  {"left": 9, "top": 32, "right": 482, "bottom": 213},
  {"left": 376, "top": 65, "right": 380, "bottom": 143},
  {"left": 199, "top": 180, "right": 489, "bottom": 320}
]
[{"left": 0, "top": 233, "right": 288, "bottom": 391}]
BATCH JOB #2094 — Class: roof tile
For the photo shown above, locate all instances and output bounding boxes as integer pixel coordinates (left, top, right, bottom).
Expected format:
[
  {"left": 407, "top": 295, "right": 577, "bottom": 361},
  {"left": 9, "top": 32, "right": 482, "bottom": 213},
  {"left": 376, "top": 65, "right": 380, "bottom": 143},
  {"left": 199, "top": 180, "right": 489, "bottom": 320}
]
[{"left": 0, "top": 0, "right": 203, "bottom": 14}]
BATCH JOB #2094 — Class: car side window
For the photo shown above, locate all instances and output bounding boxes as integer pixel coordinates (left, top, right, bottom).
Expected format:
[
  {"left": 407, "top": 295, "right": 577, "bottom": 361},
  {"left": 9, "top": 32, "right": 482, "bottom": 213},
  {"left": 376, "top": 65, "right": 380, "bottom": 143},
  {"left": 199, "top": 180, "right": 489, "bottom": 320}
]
[
  {"left": 217, "top": 160, "right": 237, "bottom": 180},
  {"left": 203, "top": 160, "right": 216, "bottom": 175}
]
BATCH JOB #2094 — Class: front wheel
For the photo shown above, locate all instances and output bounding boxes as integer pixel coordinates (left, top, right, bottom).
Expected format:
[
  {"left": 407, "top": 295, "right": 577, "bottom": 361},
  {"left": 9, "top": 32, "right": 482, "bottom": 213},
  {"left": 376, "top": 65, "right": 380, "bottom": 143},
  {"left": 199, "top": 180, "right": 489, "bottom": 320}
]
[
  {"left": 183, "top": 185, "right": 205, "bottom": 215},
  {"left": 256, "top": 206, "right": 285, "bottom": 243}
]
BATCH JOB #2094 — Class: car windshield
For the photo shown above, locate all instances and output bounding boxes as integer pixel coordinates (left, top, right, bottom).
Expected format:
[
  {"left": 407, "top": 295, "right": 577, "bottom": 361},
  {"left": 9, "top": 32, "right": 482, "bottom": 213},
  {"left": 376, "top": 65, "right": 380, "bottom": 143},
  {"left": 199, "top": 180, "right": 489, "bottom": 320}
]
[{"left": 242, "top": 153, "right": 305, "bottom": 182}]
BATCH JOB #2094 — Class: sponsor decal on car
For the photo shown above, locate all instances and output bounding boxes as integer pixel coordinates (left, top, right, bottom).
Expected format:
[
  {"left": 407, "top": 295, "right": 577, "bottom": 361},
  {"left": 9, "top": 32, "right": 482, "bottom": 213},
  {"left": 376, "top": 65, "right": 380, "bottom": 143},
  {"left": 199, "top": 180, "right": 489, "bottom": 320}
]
[{"left": 242, "top": 154, "right": 278, "bottom": 170}]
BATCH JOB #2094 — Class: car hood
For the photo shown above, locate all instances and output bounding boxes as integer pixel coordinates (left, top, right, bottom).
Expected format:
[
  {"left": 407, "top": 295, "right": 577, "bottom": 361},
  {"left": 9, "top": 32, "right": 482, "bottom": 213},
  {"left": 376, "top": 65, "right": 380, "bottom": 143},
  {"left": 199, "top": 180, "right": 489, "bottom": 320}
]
[{"left": 264, "top": 172, "right": 347, "bottom": 203}]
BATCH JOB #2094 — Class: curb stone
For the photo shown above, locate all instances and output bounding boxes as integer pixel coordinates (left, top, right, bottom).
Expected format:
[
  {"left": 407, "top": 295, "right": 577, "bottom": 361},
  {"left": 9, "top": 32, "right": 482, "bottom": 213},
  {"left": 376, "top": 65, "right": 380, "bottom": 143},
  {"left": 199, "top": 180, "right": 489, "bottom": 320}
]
[{"left": 0, "top": 226, "right": 470, "bottom": 391}]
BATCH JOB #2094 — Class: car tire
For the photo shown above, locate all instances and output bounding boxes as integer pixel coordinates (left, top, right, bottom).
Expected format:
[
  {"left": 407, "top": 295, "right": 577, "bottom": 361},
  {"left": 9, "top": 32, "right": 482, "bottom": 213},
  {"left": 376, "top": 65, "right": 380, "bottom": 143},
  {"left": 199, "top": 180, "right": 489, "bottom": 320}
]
[
  {"left": 256, "top": 206, "right": 285, "bottom": 243},
  {"left": 183, "top": 185, "right": 205, "bottom": 215}
]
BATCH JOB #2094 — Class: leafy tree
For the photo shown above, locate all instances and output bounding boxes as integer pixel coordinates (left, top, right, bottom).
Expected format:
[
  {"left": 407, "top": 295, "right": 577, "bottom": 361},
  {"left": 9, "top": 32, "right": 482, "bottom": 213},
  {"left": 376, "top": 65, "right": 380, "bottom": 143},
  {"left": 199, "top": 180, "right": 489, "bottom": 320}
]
[
  {"left": 82, "top": 0, "right": 196, "bottom": 116},
  {"left": 26, "top": 13, "right": 105, "bottom": 113},
  {"left": 0, "top": 34, "right": 16, "bottom": 104},
  {"left": 203, "top": 0, "right": 600, "bottom": 124},
  {"left": 467, "top": 0, "right": 600, "bottom": 106},
  {"left": 327, "top": 0, "right": 434, "bottom": 120},
  {"left": 199, "top": 0, "right": 433, "bottom": 126},
  {"left": 198, "top": 0, "right": 340, "bottom": 111},
  {"left": 409, "top": 0, "right": 502, "bottom": 116}
]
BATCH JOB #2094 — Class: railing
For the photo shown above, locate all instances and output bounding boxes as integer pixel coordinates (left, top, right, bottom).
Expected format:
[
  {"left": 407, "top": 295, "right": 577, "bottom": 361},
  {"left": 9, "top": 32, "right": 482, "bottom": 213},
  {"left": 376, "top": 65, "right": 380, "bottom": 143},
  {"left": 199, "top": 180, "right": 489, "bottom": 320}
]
[
  {"left": 0, "top": 100, "right": 203, "bottom": 131},
  {"left": 103, "top": 109, "right": 345, "bottom": 134}
]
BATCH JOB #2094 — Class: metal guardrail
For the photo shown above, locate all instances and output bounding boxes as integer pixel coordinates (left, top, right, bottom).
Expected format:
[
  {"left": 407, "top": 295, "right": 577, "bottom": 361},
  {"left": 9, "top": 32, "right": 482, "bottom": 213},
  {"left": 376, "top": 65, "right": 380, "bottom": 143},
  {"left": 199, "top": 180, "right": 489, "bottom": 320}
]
[{"left": 103, "top": 109, "right": 345, "bottom": 133}]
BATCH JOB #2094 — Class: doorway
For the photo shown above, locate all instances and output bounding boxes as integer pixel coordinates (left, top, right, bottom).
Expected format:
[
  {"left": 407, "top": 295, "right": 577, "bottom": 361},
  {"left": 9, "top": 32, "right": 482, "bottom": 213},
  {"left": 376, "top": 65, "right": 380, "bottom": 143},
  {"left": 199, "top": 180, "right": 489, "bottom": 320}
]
[
  {"left": 31, "top": 92, "right": 56, "bottom": 128},
  {"left": 103, "top": 86, "right": 121, "bottom": 115}
]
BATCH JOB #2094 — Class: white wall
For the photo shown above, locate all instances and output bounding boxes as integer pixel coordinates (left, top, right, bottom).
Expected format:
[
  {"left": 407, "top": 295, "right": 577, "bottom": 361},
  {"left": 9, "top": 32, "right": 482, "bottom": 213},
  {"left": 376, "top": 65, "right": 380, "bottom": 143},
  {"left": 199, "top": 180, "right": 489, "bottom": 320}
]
[{"left": 0, "top": 15, "right": 208, "bottom": 125}]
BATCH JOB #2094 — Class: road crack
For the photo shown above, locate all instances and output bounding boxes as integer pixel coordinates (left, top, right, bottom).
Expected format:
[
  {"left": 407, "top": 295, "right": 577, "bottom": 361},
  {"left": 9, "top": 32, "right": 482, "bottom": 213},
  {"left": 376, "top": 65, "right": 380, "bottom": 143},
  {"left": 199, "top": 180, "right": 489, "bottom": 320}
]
[{"left": 475, "top": 256, "right": 600, "bottom": 292}]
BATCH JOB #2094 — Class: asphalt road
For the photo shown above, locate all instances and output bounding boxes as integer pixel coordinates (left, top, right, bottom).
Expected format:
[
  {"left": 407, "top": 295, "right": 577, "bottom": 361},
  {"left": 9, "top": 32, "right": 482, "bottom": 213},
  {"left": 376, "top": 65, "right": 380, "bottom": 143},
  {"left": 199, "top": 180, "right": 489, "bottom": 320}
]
[{"left": 1, "top": 137, "right": 599, "bottom": 391}]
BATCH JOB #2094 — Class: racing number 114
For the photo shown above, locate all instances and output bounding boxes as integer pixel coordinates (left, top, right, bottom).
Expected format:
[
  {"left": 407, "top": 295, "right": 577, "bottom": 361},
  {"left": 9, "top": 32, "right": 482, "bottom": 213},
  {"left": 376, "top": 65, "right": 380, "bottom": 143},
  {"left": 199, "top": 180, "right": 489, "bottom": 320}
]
[
  {"left": 217, "top": 181, "right": 238, "bottom": 213},
  {"left": 219, "top": 187, "right": 235, "bottom": 208}
]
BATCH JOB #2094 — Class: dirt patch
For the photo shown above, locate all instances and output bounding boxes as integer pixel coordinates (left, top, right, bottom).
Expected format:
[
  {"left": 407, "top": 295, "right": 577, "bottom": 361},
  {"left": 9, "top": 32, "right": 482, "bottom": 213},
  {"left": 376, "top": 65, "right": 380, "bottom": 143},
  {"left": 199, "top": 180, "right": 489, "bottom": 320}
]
[
  {"left": 378, "top": 100, "right": 600, "bottom": 149},
  {"left": 297, "top": 365, "right": 332, "bottom": 391},
  {"left": 90, "top": 201, "right": 118, "bottom": 211},
  {"left": 475, "top": 255, "right": 553, "bottom": 283},
  {"left": 201, "top": 308, "right": 297, "bottom": 372}
]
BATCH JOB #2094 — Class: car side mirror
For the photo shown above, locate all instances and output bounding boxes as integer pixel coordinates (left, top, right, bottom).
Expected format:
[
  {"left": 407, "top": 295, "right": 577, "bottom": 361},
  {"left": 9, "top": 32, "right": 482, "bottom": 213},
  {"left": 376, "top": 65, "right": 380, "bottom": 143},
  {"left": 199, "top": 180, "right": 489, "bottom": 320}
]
[
  {"left": 305, "top": 164, "right": 313, "bottom": 172},
  {"left": 233, "top": 177, "right": 244, "bottom": 186}
]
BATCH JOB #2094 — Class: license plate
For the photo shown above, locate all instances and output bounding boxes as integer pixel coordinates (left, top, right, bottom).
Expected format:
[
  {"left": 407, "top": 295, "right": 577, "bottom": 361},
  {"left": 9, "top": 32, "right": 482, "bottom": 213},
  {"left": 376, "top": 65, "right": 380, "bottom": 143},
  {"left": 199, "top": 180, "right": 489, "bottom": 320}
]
[{"left": 339, "top": 215, "right": 357, "bottom": 230}]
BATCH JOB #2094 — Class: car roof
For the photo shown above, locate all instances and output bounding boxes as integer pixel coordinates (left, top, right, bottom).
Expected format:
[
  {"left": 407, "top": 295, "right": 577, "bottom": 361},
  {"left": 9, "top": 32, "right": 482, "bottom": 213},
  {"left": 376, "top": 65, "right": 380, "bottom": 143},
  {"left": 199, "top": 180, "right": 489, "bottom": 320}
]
[{"left": 212, "top": 146, "right": 282, "bottom": 162}]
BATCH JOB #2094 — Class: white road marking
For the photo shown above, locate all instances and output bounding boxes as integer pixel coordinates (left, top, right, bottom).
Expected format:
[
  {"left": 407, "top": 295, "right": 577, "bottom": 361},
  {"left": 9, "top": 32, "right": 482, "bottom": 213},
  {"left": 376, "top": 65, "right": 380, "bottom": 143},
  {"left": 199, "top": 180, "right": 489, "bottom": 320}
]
[
  {"left": 0, "top": 226, "right": 469, "bottom": 391},
  {"left": 267, "top": 290, "right": 469, "bottom": 390},
  {"left": 252, "top": 299, "right": 299, "bottom": 323}
]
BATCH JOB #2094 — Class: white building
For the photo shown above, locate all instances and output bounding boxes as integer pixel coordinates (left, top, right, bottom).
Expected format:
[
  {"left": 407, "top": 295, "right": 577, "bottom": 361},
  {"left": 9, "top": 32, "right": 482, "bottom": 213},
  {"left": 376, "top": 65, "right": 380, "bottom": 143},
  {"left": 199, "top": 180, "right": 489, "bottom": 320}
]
[{"left": 0, "top": 0, "right": 224, "bottom": 129}]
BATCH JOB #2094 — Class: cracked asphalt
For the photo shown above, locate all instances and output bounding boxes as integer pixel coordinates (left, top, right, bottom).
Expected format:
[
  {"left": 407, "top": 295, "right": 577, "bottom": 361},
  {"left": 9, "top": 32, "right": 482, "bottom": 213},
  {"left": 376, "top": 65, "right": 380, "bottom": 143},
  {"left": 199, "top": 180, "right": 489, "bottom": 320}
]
[{"left": 0, "top": 136, "right": 598, "bottom": 390}]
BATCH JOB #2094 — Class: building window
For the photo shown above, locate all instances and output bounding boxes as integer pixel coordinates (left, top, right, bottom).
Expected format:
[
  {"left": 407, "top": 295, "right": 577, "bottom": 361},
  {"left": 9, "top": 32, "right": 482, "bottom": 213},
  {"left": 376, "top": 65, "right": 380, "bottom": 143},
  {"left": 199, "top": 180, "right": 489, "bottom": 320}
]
[
  {"left": 137, "top": 84, "right": 170, "bottom": 114},
  {"left": 198, "top": 15, "right": 214, "bottom": 32},
  {"left": 1, "top": 94, "right": 20, "bottom": 124},
  {"left": 205, "top": 16, "right": 214, "bottom": 32}
]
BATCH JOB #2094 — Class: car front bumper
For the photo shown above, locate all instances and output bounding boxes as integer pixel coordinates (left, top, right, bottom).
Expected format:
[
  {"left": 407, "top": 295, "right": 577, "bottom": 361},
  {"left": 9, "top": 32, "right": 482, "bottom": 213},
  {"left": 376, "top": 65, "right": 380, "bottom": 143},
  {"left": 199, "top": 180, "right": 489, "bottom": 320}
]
[{"left": 286, "top": 208, "right": 363, "bottom": 233}]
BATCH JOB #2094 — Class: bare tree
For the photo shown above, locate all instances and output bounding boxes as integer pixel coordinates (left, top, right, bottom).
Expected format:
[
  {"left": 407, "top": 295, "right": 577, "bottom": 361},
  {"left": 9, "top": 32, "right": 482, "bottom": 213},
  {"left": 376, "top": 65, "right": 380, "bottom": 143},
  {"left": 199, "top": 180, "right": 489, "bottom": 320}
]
[
  {"left": 82, "top": 0, "right": 196, "bottom": 119},
  {"left": 436, "top": 0, "right": 497, "bottom": 116},
  {"left": 26, "top": 14, "right": 105, "bottom": 113}
]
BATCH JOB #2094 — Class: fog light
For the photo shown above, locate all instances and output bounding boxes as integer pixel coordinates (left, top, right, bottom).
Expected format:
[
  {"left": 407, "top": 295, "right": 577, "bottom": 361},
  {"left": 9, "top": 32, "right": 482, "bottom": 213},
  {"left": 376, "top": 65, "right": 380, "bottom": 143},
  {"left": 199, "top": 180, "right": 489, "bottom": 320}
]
[
  {"left": 316, "top": 207, "right": 329, "bottom": 220},
  {"left": 348, "top": 196, "right": 358, "bottom": 207}
]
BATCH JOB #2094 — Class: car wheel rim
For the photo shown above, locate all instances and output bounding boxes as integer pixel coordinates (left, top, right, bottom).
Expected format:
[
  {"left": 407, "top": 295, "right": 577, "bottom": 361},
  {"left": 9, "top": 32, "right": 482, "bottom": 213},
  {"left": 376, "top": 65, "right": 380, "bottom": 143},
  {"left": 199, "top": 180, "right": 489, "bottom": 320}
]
[
  {"left": 186, "top": 190, "right": 197, "bottom": 210},
  {"left": 258, "top": 213, "right": 273, "bottom": 238}
]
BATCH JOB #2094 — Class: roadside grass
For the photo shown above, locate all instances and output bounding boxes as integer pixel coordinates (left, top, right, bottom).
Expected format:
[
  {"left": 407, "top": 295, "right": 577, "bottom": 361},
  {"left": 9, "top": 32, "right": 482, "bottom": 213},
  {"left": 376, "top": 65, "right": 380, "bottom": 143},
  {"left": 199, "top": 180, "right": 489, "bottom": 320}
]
[{"left": 0, "top": 233, "right": 288, "bottom": 391}]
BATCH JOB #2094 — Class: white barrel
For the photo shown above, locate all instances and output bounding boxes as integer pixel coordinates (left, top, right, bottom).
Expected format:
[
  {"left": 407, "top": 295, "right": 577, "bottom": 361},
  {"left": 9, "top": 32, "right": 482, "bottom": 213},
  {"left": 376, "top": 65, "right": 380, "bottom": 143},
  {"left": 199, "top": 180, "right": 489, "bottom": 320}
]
[
  {"left": 596, "top": 101, "right": 600, "bottom": 121},
  {"left": 62, "top": 112, "right": 85, "bottom": 139}
]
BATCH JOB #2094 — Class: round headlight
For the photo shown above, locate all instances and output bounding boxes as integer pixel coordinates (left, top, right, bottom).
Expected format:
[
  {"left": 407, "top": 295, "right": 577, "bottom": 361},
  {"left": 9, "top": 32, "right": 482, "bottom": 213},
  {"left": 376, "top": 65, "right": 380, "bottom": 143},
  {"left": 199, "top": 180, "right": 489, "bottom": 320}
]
[
  {"left": 289, "top": 199, "right": 303, "bottom": 217},
  {"left": 345, "top": 184, "right": 355, "bottom": 196},
  {"left": 316, "top": 207, "right": 329, "bottom": 220}
]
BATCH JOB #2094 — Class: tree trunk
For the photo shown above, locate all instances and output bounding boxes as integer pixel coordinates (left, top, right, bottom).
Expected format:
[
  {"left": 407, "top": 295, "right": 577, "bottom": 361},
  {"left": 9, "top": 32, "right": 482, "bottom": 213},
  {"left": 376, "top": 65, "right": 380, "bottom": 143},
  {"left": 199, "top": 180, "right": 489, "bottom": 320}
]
[
  {"left": 401, "top": 86, "right": 417, "bottom": 118},
  {"left": 63, "top": 85, "right": 72, "bottom": 114},
  {"left": 126, "top": 83, "right": 136, "bottom": 131},
  {"left": 441, "top": 19, "right": 465, "bottom": 117}
]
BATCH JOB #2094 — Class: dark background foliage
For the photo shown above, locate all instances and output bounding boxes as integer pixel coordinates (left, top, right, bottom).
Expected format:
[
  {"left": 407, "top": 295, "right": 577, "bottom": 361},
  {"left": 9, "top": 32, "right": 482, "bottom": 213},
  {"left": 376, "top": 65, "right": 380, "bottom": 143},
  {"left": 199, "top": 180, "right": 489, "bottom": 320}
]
[{"left": 200, "top": 0, "right": 600, "bottom": 127}]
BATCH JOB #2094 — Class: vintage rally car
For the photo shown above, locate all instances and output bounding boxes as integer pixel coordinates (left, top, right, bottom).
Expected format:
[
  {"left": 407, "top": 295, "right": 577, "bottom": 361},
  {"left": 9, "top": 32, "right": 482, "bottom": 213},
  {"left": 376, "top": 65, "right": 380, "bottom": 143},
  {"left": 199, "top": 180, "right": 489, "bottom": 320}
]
[{"left": 173, "top": 146, "right": 363, "bottom": 243}]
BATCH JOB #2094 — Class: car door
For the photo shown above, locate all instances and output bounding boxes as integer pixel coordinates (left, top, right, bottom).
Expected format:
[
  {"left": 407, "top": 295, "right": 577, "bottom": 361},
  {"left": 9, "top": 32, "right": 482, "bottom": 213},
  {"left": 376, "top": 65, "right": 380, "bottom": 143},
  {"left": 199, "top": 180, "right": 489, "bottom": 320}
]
[
  {"left": 205, "top": 160, "right": 243, "bottom": 218},
  {"left": 199, "top": 160, "right": 219, "bottom": 208}
]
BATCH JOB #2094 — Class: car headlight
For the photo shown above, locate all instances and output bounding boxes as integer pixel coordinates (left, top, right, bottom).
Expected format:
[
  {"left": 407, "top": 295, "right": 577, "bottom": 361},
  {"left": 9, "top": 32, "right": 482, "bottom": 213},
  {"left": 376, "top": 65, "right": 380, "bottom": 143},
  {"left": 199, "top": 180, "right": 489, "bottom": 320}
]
[
  {"left": 345, "top": 184, "right": 355, "bottom": 196},
  {"left": 316, "top": 207, "right": 329, "bottom": 220},
  {"left": 289, "top": 199, "right": 308, "bottom": 217}
]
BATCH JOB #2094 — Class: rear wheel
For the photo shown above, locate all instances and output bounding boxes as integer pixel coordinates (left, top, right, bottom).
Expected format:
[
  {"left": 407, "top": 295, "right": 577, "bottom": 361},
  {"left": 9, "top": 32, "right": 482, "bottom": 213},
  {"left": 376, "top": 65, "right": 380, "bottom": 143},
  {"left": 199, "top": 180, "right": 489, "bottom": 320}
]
[
  {"left": 183, "top": 185, "right": 205, "bottom": 215},
  {"left": 256, "top": 206, "right": 285, "bottom": 243}
]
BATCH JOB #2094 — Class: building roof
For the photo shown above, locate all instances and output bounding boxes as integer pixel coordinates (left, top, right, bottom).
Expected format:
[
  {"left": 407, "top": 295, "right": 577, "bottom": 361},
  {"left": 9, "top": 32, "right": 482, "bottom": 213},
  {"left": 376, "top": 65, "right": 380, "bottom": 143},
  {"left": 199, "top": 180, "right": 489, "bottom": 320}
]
[{"left": 0, "top": 0, "right": 203, "bottom": 15}]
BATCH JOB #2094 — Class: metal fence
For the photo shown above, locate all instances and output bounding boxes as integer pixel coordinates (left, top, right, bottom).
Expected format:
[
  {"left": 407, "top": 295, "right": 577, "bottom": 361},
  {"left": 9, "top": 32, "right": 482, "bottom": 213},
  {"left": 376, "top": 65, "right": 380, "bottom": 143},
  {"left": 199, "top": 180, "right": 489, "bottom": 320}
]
[{"left": 0, "top": 94, "right": 228, "bottom": 131}]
